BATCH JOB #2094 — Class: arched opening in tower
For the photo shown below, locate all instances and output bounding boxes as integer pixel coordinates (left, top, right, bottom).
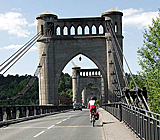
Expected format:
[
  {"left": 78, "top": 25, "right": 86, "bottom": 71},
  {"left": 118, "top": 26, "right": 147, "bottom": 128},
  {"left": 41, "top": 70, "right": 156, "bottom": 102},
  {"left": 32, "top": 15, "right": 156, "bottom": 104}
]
[{"left": 58, "top": 54, "right": 100, "bottom": 105}]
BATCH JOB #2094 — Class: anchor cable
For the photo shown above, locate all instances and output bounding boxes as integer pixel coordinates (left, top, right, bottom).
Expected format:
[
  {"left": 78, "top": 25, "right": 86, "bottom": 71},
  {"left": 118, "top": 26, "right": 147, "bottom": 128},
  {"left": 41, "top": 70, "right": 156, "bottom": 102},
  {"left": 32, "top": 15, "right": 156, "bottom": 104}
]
[{"left": 0, "top": 24, "right": 52, "bottom": 103}]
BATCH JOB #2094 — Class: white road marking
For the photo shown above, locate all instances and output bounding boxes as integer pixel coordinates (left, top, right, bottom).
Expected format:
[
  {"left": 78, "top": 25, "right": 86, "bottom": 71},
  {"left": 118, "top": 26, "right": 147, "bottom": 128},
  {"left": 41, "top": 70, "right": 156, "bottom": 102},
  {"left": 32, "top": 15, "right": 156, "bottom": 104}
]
[
  {"left": 47, "top": 125, "right": 55, "bottom": 130},
  {"left": 34, "top": 131, "right": 45, "bottom": 138},
  {"left": 56, "top": 121, "right": 62, "bottom": 124},
  {"left": 53, "top": 125, "right": 91, "bottom": 128},
  {"left": 68, "top": 115, "right": 74, "bottom": 119},
  {"left": 32, "top": 114, "right": 75, "bottom": 137}
]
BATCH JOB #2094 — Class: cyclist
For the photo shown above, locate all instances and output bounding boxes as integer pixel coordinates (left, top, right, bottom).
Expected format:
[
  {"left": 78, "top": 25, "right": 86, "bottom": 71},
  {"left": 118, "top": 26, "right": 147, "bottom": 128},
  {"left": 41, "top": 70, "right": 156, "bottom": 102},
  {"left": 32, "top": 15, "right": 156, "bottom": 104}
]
[{"left": 88, "top": 97, "right": 97, "bottom": 122}]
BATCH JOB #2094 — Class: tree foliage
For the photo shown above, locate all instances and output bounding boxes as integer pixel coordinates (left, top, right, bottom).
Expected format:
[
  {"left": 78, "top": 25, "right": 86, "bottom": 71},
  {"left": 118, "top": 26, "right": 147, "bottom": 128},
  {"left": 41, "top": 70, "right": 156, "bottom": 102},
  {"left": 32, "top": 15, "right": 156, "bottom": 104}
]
[
  {"left": 0, "top": 74, "right": 39, "bottom": 105},
  {"left": 137, "top": 9, "right": 160, "bottom": 114},
  {"left": 0, "top": 72, "right": 73, "bottom": 106},
  {"left": 58, "top": 73, "right": 72, "bottom": 99}
]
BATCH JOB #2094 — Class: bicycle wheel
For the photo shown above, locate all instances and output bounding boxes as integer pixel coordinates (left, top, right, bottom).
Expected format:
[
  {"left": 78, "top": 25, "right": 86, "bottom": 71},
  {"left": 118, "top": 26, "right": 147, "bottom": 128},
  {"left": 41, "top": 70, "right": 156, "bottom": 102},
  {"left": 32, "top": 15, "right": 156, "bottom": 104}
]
[{"left": 92, "top": 116, "right": 95, "bottom": 127}]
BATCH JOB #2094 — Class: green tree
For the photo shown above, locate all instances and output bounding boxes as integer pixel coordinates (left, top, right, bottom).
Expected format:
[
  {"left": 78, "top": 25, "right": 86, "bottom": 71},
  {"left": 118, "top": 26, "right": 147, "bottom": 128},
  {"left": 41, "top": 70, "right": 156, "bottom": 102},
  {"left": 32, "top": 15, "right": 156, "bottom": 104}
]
[
  {"left": 137, "top": 9, "right": 160, "bottom": 113},
  {"left": 0, "top": 72, "right": 73, "bottom": 106},
  {"left": 58, "top": 72, "right": 73, "bottom": 104},
  {"left": 58, "top": 72, "right": 72, "bottom": 93},
  {"left": 0, "top": 75, "right": 39, "bottom": 106},
  {"left": 129, "top": 73, "right": 145, "bottom": 89}
]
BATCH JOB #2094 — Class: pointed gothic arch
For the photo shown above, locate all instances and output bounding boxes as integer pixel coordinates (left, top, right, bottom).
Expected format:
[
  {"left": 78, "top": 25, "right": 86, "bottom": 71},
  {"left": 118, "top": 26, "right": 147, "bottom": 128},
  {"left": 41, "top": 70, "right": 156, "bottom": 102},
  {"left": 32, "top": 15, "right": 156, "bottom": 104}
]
[
  {"left": 56, "top": 26, "right": 61, "bottom": 35},
  {"left": 77, "top": 25, "right": 82, "bottom": 35},
  {"left": 63, "top": 26, "right": 68, "bottom": 35},
  {"left": 99, "top": 24, "right": 104, "bottom": 34},
  {"left": 84, "top": 25, "right": 90, "bottom": 35},
  {"left": 70, "top": 25, "right": 75, "bottom": 35},
  {"left": 92, "top": 25, "right": 97, "bottom": 34}
]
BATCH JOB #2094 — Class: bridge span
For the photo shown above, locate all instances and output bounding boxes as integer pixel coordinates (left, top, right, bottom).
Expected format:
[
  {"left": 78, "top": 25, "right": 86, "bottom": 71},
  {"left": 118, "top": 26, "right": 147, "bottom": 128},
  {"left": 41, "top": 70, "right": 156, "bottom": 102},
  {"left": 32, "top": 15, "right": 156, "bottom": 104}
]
[
  {"left": 0, "top": 109, "right": 104, "bottom": 140},
  {"left": 0, "top": 108, "right": 140, "bottom": 140},
  {"left": 0, "top": 104, "right": 159, "bottom": 140}
]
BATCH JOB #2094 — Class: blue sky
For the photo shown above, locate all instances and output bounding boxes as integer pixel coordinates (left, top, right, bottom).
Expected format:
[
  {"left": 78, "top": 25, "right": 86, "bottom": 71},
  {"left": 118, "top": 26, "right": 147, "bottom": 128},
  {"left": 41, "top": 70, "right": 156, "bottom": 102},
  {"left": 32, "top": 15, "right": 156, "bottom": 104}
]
[{"left": 0, "top": 0, "right": 159, "bottom": 76}]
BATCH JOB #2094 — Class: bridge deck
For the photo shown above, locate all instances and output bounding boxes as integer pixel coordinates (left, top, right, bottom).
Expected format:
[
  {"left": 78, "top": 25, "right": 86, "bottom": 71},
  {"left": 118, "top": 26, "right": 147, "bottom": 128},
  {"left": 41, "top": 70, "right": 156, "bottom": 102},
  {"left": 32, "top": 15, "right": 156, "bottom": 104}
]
[{"left": 99, "top": 108, "right": 139, "bottom": 140}]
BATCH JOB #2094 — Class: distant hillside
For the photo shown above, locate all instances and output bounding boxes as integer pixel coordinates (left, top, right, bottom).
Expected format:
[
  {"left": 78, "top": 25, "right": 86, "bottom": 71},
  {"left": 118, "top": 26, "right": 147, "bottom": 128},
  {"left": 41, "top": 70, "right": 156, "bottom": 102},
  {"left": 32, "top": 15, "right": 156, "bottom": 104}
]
[
  {"left": 0, "top": 73, "right": 72, "bottom": 106},
  {"left": 0, "top": 74, "right": 39, "bottom": 105}
]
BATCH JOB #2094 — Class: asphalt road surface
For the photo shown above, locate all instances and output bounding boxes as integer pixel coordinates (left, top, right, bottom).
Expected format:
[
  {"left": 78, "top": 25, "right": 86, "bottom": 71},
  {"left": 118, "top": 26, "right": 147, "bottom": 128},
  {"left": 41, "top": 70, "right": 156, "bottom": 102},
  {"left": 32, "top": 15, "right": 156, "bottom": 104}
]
[{"left": 0, "top": 109, "right": 104, "bottom": 140}]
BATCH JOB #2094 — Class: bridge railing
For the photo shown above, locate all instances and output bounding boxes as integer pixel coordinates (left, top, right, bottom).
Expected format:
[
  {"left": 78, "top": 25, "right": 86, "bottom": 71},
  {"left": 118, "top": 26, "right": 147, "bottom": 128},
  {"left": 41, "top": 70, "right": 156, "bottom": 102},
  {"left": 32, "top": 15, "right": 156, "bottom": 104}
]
[
  {"left": 0, "top": 105, "right": 72, "bottom": 126},
  {"left": 102, "top": 103, "right": 160, "bottom": 140}
]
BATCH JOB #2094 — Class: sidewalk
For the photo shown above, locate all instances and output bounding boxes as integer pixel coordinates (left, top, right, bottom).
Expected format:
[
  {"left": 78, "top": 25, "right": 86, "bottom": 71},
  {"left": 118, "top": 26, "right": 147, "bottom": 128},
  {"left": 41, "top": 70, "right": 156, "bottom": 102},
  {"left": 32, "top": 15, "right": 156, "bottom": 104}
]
[{"left": 99, "top": 108, "right": 139, "bottom": 140}]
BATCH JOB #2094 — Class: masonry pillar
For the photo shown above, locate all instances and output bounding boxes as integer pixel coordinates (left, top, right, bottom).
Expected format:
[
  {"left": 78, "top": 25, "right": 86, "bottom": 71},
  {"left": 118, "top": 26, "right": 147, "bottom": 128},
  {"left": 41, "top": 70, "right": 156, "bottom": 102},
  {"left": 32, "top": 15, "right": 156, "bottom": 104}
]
[
  {"left": 106, "top": 33, "right": 114, "bottom": 102},
  {"left": 36, "top": 11, "right": 58, "bottom": 105},
  {"left": 102, "top": 8, "right": 124, "bottom": 102},
  {"left": 100, "top": 75, "right": 105, "bottom": 105},
  {"left": 72, "top": 66, "right": 81, "bottom": 104},
  {"left": 82, "top": 87, "right": 87, "bottom": 106}
]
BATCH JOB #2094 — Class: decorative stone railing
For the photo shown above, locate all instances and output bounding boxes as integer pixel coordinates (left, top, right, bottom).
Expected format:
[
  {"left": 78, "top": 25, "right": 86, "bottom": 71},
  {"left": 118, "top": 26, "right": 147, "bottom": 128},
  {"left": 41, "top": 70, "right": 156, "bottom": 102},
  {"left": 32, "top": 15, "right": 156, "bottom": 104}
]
[
  {"left": 43, "top": 17, "right": 107, "bottom": 37},
  {"left": 79, "top": 69, "right": 101, "bottom": 77},
  {"left": 0, "top": 105, "right": 72, "bottom": 126}
]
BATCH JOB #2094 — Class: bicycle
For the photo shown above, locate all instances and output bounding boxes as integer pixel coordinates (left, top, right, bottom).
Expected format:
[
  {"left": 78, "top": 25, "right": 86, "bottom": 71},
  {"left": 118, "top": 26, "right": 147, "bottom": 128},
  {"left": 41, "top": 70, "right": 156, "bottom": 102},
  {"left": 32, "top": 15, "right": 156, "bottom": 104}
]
[{"left": 91, "top": 109, "right": 95, "bottom": 127}]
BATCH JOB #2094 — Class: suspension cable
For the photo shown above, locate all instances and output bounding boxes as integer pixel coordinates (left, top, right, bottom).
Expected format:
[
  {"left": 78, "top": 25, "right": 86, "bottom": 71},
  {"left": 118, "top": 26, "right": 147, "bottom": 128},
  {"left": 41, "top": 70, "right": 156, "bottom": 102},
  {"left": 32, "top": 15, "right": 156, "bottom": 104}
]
[
  {"left": 0, "top": 50, "right": 46, "bottom": 103},
  {"left": 0, "top": 38, "right": 47, "bottom": 103},
  {"left": 109, "top": 23, "right": 138, "bottom": 88},
  {"left": 1, "top": 35, "right": 40, "bottom": 74},
  {"left": 0, "top": 32, "right": 41, "bottom": 68},
  {"left": 110, "top": 47, "right": 129, "bottom": 104},
  {"left": 0, "top": 23, "right": 53, "bottom": 75},
  {"left": 109, "top": 23, "right": 151, "bottom": 110},
  {"left": 0, "top": 24, "right": 52, "bottom": 103},
  {"left": 108, "top": 24, "right": 143, "bottom": 106},
  {"left": 2, "top": 36, "right": 42, "bottom": 75},
  {"left": 109, "top": 30, "right": 134, "bottom": 105},
  {"left": 107, "top": 33, "right": 124, "bottom": 100},
  {"left": 110, "top": 31, "right": 129, "bottom": 87},
  {"left": 108, "top": 27, "right": 130, "bottom": 88}
]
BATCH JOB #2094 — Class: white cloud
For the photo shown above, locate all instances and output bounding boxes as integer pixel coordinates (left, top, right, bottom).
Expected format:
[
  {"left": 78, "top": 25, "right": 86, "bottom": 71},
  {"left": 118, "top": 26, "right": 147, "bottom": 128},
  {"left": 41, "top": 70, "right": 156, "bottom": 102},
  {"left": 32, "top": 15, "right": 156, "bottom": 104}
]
[
  {"left": 0, "top": 12, "right": 30, "bottom": 37},
  {"left": 28, "top": 20, "right": 37, "bottom": 27},
  {"left": 30, "top": 46, "right": 38, "bottom": 51},
  {"left": 3, "top": 44, "right": 21, "bottom": 50},
  {"left": 122, "top": 8, "right": 144, "bottom": 16},
  {"left": 122, "top": 8, "right": 159, "bottom": 29},
  {"left": 3, "top": 44, "right": 37, "bottom": 51}
]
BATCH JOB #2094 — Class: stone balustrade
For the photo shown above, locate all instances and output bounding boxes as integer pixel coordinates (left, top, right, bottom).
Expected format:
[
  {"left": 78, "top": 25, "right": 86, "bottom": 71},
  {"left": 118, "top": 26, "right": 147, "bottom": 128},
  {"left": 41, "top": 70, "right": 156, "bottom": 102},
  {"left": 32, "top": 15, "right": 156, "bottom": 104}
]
[
  {"left": 79, "top": 69, "right": 101, "bottom": 77},
  {"left": 44, "top": 17, "right": 106, "bottom": 37},
  {"left": 0, "top": 105, "right": 72, "bottom": 122}
]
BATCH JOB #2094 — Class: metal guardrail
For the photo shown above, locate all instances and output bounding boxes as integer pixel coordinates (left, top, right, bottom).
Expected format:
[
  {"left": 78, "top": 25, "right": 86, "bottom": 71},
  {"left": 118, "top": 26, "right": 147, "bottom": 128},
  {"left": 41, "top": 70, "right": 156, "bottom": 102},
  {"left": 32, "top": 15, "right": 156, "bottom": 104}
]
[
  {"left": 0, "top": 105, "right": 73, "bottom": 126},
  {"left": 102, "top": 103, "right": 160, "bottom": 140}
]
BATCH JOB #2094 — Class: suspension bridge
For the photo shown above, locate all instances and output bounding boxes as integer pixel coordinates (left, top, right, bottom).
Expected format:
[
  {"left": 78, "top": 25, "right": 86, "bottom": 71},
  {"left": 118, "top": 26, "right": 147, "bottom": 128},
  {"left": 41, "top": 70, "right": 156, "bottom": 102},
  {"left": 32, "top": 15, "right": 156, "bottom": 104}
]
[{"left": 0, "top": 9, "right": 159, "bottom": 140}]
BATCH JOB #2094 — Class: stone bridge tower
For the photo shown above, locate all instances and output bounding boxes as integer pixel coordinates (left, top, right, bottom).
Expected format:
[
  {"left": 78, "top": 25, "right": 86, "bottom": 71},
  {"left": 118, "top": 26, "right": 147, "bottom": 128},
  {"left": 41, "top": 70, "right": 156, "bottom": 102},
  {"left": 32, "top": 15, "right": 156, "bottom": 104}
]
[
  {"left": 36, "top": 8, "right": 123, "bottom": 105},
  {"left": 72, "top": 66, "right": 103, "bottom": 105}
]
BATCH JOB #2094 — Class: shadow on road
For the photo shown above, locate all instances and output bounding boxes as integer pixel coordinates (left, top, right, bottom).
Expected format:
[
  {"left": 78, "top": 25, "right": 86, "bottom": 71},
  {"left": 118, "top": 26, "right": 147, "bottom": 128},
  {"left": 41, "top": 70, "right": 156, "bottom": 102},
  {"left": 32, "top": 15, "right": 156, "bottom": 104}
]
[
  {"left": 103, "top": 122, "right": 115, "bottom": 125},
  {"left": 94, "top": 124, "right": 103, "bottom": 127}
]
